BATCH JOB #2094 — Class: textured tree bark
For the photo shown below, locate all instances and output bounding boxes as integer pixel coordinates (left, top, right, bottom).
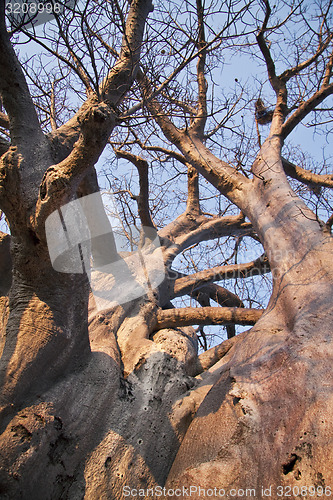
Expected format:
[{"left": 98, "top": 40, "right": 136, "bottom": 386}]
[
  {"left": 1, "top": 132, "right": 331, "bottom": 500},
  {"left": 163, "top": 139, "right": 333, "bottom": 498},
  {"left": 1, "top": 1, "right": 332, "bottom": 497},
  {"left": 164, "top": 253, "right": 333, "bottom": 498},
  {"left": 0, "top": 240, "right": 91, "bottom": 419}
]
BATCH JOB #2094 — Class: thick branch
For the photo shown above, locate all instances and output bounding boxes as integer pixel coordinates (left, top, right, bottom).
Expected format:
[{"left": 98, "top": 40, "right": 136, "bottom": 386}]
[
  {"left": 101, "top": 0, "right": 154, "bottom": 104},
  {"left": 323, "top": 46, "right": 333, "bottom": 87},
  {"left": 0, "top": 231, "right": 11, "bottom": 296},
  {"left": 281, "top": 83, "right": 333, "bottom": 139},
  {"left": 171, "top": 254, "right": 270, "bottom": 299},
  {"left": 191, "top": 283, "right": 243, "bottom": 308},
  {"left": 35, "top": 102, "right": 117, "bottom": 229},
  {"left": 256, "top": 0, "right": 289, "bottom": 133},
  {"left": 256, "top": 1, "right": 280, "bottom": 94},
  {"left": 114, "top": 149, "right": 155, "bottom": 228},
  {"left": 0, "top": 2, "right": 41, "bottom": 142},
  {"left": 193, "top": 336, "right": 238, "bottom": 376},
  {"left": 163, "top": 215, "right": 253, "bottom": 265},
  {"left": 156, "top": 306, "right": 263, "bottom": 330},
  {"left": 51, "top": 0, "right": 153, "bottom": 156},
  {"left": 282, "top": 157, "right": 333, "bottom": 189},
  {"left": 186, "top": 166, "right": 201, "bottom": 215}
]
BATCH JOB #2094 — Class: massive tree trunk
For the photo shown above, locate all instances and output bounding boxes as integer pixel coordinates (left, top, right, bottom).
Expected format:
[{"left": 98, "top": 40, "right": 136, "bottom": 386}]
[
  {"left": 164, "top": 138, "right": 333, "bottom": 497},
  {"left": 0, "top": 1, "right": 333, "bottom": 498},
  {"left": 0, "top": 133, "right": 332, "bottom": 499}
]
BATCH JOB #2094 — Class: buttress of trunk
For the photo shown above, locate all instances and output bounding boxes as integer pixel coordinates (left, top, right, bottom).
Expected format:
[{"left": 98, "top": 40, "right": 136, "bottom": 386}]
[{"left": 0, "top": 234, "right": 91, "bottom": 426}]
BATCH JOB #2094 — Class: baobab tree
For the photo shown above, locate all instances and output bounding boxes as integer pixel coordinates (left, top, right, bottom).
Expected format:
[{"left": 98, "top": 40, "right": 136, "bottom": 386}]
[{"left": 0, "top": 0, "right": 332, "bottom": 499}]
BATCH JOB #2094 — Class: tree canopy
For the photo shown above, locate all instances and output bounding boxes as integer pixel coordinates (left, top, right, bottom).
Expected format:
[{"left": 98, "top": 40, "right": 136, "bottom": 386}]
[{"left": 0, "top": 0, "right": 332, "bottom": 498}]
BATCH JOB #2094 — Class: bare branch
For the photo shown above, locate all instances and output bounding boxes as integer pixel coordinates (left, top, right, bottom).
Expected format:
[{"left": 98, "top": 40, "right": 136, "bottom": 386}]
[
  {"left": 255, "top": 0, "right": 290, "bottom": 133},
  {"left": 171, "top": 254, "right": 270, "bottom": 299},
  {"left": 136, "top": 69, "right": 183, "bottom": 143},
  {"left": 186, "top": 165, "right": 201, "bottom": 215},
  {"left": 101, "top": 0, "right": 154, "bottom": 104},
  {"left": 193, "top": 336, "right": 238, "bottom": 376},
  {"left": 123, "top": 2, "right": 251, "bottom": 119},
  {"left": 280, "top": 36, "right": 333, "bottom": 83},
  {"left": 59, "top": 18, "right": 95, "bottom": 94},
  {"left": 205, "top": 93, "right": 244, "bottom": 140},
  {"left": 87, "top": 26, "right": 119, "bottom": 60},
  {"left": 162, "top": 214, "right": 253, "bottom": 265},
  {"left": 256, "top": 0, "right": 280, "bottom": 95},
  {"left": 137, "top": 69, "right": 249, "bottom": 204},
  {"left": 282, "top": 157, "right": 333, "bottom": 189},
  {"left": 51, "top": 0, "right": 154, "bottom": 155},
  {"left": 0, "top": 2, "right": 41, "bottom": 142},
  {"left": 281, "top": 83, "right": 333, "bottom": 139},
  {"left": 30, "top": 0, "right": 154, "bottom": 228},
  {"left": 190, "top": 0, "right": 207, "bottom": 137},
  {"left": 136, "top": 143, "right": 187, "bottom": 165},
  {"left": 19, "top": 30, "right": 95, "bottom": 94},
  {"left": 156, "top": 306, "right": 263, "bottom": 330},
  {"left": 123, "top": 42, "right": 206, "bottom": 119},
  {"left": 49, "top": 82, "right": 57, "bottom": 132},
  {"left": 114, "top": 149, "right": 155, "bottom": 228}
]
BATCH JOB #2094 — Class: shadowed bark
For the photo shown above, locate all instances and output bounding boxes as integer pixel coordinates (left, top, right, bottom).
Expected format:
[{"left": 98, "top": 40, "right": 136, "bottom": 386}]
[{"left": 0, "top": 0, "right": 332, "bottom": 498}]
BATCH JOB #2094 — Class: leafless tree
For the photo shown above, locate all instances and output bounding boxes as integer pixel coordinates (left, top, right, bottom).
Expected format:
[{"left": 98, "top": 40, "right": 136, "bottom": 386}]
[{"left": 0, "top": 0, "right": 332, "bottom": 498}]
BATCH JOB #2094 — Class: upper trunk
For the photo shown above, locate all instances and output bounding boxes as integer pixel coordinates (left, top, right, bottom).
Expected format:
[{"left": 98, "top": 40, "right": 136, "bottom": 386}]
[{"left": 162, "top": 138, "right": 333, "bottom": 497}]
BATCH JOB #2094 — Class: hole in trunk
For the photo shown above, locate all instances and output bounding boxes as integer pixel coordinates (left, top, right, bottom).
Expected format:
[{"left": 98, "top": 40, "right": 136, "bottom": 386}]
[{"left": 282, "top": 453, "right": 300, "bottom": 474}]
